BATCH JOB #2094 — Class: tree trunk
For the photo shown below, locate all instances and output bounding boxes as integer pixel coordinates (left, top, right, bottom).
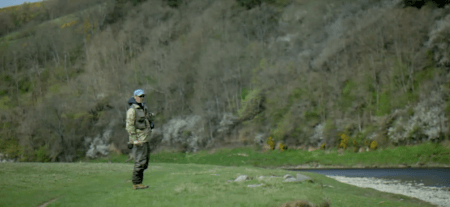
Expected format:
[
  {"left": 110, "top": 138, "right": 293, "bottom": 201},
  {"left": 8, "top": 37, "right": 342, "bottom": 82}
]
[{"left": 64, "top": 52, "right": 69, "bottom": 83}]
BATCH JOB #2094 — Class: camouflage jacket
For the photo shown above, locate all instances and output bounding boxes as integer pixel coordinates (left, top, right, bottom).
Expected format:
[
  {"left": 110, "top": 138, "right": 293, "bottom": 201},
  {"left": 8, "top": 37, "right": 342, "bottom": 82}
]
[{"left": 126, "top": 98, "right": 152, "bottom": 143}]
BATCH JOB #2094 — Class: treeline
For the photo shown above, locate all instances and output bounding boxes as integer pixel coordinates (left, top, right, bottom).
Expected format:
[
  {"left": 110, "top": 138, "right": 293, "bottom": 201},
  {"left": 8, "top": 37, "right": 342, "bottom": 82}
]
[
  {"left": 0, "top": 0, "right": 117, "bottom": 161},
  {"left": 1, "top": 0, "right": 450, "bottom": 162},
  {"left": 0, "top": 0, "right": 182, "bottom": 161}
]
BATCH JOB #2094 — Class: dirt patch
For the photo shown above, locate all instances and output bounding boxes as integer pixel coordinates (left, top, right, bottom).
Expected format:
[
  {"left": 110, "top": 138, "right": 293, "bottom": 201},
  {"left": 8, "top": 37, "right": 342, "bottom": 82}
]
[{"left": 38, "top": 197, "right": 60, "bottom": 207}]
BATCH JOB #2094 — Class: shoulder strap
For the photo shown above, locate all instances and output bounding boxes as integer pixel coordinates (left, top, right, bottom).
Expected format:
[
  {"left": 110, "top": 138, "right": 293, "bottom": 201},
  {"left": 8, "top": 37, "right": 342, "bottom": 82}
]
[
  {"left": 126, "top": 104, "right": 138, "bottom": 117},
  {"left": 131, "top": 104, "right": 140, "bottom": 109}
]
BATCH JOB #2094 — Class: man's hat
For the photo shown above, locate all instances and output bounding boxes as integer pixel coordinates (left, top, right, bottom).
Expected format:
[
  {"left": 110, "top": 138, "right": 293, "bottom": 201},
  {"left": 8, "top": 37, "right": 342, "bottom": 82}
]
[{"left": 133, "top": 89, "right": 145, "bottom": 96}]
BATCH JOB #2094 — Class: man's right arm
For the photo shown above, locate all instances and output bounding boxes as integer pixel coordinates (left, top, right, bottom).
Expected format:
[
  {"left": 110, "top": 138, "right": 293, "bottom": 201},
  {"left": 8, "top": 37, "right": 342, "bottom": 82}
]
[{"left": 125, "top": 107, "right": 137, "bottom": 143}]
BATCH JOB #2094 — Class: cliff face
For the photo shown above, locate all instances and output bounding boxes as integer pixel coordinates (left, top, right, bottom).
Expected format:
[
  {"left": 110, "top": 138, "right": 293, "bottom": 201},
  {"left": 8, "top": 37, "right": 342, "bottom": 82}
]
[{"left": 1, "top": 0, "right": 450, "bottom": 161}]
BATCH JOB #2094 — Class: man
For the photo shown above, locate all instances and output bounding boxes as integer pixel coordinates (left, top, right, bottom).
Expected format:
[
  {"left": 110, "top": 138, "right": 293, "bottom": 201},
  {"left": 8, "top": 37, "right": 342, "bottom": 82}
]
[{"left": 126, "top": 89, "right": 153, "bottom": 190}]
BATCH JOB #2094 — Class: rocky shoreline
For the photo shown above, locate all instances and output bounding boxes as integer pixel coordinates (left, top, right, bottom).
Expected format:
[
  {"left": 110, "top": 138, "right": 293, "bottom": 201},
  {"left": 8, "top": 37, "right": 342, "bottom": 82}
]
[{"left": 328, "top": 176, "right": 450, "bottom": 207}]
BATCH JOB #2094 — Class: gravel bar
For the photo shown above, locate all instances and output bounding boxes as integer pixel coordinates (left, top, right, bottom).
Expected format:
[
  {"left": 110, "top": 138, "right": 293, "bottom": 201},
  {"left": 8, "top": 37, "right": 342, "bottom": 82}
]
[{"left": 328, "top": 176, "right": 450, "bottom": 207}]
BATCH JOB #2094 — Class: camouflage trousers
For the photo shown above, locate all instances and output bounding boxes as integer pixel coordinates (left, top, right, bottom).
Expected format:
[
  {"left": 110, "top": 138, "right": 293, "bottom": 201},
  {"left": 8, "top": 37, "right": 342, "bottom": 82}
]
[{"left": 132, "top": 142, "right": 150, "bottom": 185}]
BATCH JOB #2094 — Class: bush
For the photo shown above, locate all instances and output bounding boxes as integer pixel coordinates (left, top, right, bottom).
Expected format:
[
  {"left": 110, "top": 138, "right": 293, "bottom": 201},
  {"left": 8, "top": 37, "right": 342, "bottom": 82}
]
[
  {"left": 267, "top": 137, "right": 275, "bottom": 150},
  {"left": 279, "top": 143, "right": 287, "bottom": 151},
  {"left": 338, "top": 133, "right": 350, "bottom": 149},
  {"left": 370, "top": 140, "right": 378, "bottom": 150},
  {"left": 238, "top": 89, "right": 264, "bottom": 121},
  {"left": 35, "top": 146, "right": 50, "bottom": 162},
  {"left": 0, "top": 137, "right": 22, "bottom": 160}
]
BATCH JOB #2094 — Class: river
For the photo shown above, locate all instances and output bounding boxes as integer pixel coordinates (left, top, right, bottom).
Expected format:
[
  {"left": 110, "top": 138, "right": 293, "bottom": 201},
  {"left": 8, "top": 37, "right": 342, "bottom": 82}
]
[
  {"left": 292, "top": 168, "right": 450, "bottom": 187},
  {"left": 291, "top": 168, "right": 450, "bottom": 206}
]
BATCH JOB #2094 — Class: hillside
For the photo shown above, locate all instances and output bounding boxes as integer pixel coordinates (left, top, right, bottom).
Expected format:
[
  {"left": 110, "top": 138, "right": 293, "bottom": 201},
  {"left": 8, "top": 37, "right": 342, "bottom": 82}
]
[{"left": 0, "top": 0, "right": 450, "bottom": 162}]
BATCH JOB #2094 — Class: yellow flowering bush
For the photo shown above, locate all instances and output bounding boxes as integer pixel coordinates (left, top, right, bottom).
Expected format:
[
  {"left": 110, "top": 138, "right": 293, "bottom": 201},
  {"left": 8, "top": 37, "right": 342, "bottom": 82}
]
[
  {"left": 267, "top": 137, "right": 275, "bottom": 150},
  {"left": 370, "top": 140, "right": 378, "bottom": 150},
  {"left": 339, "top": 133, "right": 350, "bottom": 149}
]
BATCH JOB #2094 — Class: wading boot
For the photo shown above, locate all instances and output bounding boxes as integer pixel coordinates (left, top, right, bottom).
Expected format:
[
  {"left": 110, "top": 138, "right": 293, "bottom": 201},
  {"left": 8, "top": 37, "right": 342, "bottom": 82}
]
[{"left": 133, "top": 184, "right": 149, "bottom": 190}]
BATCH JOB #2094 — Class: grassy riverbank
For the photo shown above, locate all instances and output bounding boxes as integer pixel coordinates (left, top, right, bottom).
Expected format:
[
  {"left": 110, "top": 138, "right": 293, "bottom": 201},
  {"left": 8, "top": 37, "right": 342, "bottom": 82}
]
[
  {"left": 97, "top": 142, "right": 450, "bottom": 168},
  {"left": 0, "top": 162, "right": 434, "bottom": 207}
]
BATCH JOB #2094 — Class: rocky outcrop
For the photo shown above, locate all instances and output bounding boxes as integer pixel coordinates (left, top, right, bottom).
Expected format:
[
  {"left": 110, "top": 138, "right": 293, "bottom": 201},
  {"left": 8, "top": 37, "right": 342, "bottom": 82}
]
[
  {"left": 85, "top": 129, "right": 112, "bottom": 158},
  {"left": 427, "top": 12, "right": 450, "bottom": 67},
  {"left": 388, "top": 91, "right": 448, "bottom": 143},
  {"left": 0, "top": 153, "right": 15, "bottom": 163},
  {"left": 152, "top": 114, "right": 240, "bottom": 152},
  {"left": 157, "top": 116, "right": 205, "bottom": 152}
]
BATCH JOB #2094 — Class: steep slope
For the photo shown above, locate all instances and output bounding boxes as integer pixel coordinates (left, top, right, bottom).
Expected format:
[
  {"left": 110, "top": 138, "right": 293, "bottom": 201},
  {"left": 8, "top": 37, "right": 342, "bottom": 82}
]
[{"left": 1, "top": 0, "right": 450, "bottom": 161}]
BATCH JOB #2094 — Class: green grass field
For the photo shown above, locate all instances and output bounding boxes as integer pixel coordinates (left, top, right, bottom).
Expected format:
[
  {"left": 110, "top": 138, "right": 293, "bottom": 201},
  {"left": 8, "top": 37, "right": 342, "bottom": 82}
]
[
  {"left": 96, "top": 142, "right": 450, "bottom": 168},
  {"left": 0, "top": 162, "right": 434, "bottom": 207}
]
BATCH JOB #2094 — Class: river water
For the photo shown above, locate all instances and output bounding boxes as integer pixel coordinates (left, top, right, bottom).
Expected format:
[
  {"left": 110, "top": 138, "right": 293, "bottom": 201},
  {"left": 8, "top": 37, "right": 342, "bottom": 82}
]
[{"left": 292, "top": 168, "right": 450, "bottom": 187}]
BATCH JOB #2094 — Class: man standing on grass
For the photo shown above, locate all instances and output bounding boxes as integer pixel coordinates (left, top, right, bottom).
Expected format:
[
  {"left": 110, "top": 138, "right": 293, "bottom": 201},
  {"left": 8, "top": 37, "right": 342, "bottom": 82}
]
[{"left": 126, "top": 89, "right": 154, "bottom": 190}]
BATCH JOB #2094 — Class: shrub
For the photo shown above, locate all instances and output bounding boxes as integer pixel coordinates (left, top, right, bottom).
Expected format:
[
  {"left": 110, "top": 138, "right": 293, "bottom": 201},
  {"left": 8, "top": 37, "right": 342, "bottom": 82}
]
[
  {"left": 338, "top": 133, "right": 350, "bottom": 149},
  {"left": 267, "top": 137, "right": 275, "bottom": 150},
  {"left": 0, "top": 137, "right": 22, "bottom": 159},
  {"left": 35, "top": 146, "right": 50, "bottom": 162},
  {"left": 279, "top": 143, "right": 287, "bottom": 151},
  {"left": 370, "top": 140, "right": 378, "bottom": 150},
  {"left": 238, "top": 89, "right": 264, "bottom": 121}
]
